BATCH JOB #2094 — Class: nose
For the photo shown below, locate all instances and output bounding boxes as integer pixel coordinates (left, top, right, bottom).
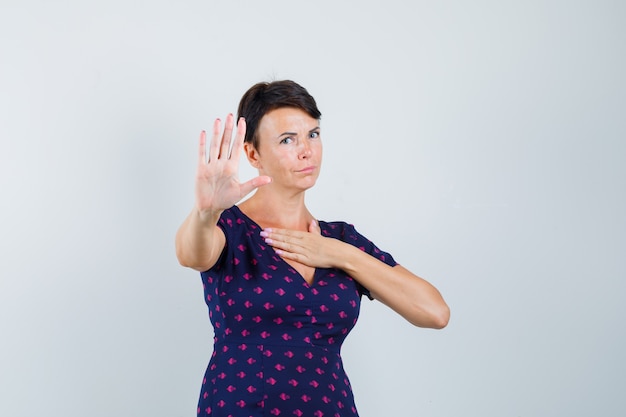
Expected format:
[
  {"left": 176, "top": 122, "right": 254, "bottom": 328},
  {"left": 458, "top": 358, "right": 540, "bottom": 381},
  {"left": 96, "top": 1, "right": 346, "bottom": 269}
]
[{"left": 298, "top": 140, "right": 312, "bottom": 159}]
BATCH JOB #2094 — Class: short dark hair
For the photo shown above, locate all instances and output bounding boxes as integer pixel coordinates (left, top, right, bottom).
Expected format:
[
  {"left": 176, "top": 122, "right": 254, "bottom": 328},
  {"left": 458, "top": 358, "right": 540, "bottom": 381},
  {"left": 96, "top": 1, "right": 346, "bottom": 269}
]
[{"left": 237, "top": 80, "right": 322, "bottom": 149}]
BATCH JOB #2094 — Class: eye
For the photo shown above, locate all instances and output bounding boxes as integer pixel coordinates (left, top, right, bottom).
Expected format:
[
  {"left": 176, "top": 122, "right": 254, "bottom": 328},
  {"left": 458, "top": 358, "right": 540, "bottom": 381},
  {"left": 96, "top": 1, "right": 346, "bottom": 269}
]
[
  {"left": 309, "top": 131, "right": 320, "bottom": 139},
  {"left": 280, "top": 137, "right": 294, "bottom": 145}
]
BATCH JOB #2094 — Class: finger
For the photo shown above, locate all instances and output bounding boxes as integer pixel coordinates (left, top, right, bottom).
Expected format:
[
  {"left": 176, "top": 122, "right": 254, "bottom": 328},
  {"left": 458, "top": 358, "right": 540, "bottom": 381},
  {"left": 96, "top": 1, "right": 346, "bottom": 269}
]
[
  {"left": 265, "top": 229, "right": 308, "bottom": 245},
  {"left": 263, "top": 228, "right": 296, "bottom": 238},
  {"left": 265, "top": 240, "right": 310, "bottom": 265},
  {"left": 197, "top": 130, "right": 207, "bottom": 165},
  {"left": 239, "top": 175, "right": 272, "bottom": 198},
  {"left": 219, "top": 113, "right": 235, "bottom": 159},
  {"left": 273, "top": 249, "right": 302, "bottom": 263},
  {"left": 264, "top": 237, "right": 298, "bottom": 253},
  {"left": 208, "top": 118, "right": 222, "bottom": 162},
  {"left": 229, "top": 117, "right": 246, "bottom": 160}
]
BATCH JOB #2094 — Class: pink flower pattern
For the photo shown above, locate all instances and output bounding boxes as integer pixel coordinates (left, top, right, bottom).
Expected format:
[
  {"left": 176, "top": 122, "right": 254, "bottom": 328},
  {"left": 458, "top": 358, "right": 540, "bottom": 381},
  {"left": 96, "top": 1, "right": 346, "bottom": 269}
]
[{"left": 198, "top": 206, "right": 395, "bottom": 416}]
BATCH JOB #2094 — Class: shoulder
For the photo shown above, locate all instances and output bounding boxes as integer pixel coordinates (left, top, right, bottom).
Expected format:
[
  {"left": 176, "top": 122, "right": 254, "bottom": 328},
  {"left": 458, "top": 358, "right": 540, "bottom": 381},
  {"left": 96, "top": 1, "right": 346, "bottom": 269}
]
[
  {"left": 206, "top": 206, "right": 261, "bottom": 272},
  {"left": 320, "top": 219, "right": 397, "bottom": 266},
  {"left": 318, "top": 220, "right": 361, "bottom": 243},
  {"left": 218, "top": 206, "right": 252, "bottom": 230},
  {"left": 217, "top": 206, "right": 254, "bottom": 246},
  {"left": 215, "top": 206, "right": 261, "bottom": 244}
]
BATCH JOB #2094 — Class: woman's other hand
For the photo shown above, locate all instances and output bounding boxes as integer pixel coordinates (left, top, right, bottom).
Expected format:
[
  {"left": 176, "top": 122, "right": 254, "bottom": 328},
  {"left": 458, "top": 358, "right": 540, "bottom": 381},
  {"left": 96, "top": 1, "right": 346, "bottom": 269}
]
[
  {"left": 261, "top": 221, "right": 449, "bottom": 328},
  {"left": 260, "top": 220, "right": 344, "bottom": 269}
]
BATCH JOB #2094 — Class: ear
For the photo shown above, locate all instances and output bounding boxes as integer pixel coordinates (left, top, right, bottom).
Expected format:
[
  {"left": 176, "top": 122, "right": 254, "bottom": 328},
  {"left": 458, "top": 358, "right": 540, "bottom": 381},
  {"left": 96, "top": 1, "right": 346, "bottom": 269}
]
[{"left": 244, "top": 142, "right": 262, "bottom": 169}]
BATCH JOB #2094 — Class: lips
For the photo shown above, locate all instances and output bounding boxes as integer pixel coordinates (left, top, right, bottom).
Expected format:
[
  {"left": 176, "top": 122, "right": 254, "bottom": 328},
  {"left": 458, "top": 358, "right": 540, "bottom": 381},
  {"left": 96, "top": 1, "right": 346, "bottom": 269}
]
[{"left": 296, "top": 166, "right": 316, "bottom": 173}]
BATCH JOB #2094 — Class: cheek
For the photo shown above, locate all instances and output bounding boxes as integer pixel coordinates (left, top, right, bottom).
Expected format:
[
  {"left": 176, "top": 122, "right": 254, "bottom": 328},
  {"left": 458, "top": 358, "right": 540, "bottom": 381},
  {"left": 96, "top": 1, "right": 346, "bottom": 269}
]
[
  {"left": 269, "top": 150, "right": 295, "bottom": 171},
  {"left": 314, "top": 143, "right": 323, "bottom": 159}
]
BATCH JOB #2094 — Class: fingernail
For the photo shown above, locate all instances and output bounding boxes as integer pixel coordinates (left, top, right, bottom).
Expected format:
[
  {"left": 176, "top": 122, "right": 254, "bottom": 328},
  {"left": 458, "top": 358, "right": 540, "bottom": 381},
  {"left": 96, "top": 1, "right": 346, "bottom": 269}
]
[{"left": 260, "top": 231, "right": 269, "bottom": 238}]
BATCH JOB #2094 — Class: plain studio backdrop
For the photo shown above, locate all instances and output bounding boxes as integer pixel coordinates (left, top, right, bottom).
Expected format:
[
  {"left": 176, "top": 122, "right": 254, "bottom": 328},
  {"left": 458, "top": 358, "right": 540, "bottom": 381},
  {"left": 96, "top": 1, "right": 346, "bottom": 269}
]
[{"left": 1, "top": 1, "right": 624, "bottom": 416}]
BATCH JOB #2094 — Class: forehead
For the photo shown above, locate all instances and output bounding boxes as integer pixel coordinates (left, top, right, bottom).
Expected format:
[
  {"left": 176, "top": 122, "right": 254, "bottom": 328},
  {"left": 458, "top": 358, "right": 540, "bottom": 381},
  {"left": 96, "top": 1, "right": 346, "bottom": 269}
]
[{"left": 257, "top": 107, "right": 319, "bottom": 136}]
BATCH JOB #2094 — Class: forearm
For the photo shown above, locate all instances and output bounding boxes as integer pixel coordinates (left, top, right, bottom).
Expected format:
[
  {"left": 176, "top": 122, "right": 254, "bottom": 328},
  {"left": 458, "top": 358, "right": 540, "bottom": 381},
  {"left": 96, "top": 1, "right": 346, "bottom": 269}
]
[
  {"left": 258, "top": 226, "right": 450, "bottom": 328},
  {"left": 338, "top": 244, "right": 450, "bottom": 328},
  {"left": 175, "top": 208, "right": 225, "bottom": 271}
]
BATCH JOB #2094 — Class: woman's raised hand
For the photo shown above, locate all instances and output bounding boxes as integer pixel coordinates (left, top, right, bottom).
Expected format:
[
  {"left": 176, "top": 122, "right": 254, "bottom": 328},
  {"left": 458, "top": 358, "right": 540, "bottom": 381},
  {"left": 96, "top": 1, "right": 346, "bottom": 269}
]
[{"left": 195, "top": 114, "right": 271, "bottom": 216}]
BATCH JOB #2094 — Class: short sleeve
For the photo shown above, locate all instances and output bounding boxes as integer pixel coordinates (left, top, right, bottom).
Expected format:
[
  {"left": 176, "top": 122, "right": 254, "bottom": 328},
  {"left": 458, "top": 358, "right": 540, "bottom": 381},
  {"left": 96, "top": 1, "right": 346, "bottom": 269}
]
[
  {"left": 323, "top": 221, "right": 397, "bottom": 300},
  {"left": 200, "top": 207, "right": 241, "bottom": 274}
]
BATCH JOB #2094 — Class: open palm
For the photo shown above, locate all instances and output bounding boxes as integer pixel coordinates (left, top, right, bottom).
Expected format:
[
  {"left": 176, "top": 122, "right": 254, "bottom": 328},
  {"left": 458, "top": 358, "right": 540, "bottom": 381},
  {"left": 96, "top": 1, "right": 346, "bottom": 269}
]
[{"left": 195, "top": 114, "right": 270, "bottom": 213}]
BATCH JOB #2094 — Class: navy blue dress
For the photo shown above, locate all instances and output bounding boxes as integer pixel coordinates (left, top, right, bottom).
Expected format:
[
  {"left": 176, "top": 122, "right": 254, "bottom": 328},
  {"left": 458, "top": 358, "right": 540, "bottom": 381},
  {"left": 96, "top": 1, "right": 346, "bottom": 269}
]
[{"left": 198, "top": 206, "right": 396, "bottom": 417}]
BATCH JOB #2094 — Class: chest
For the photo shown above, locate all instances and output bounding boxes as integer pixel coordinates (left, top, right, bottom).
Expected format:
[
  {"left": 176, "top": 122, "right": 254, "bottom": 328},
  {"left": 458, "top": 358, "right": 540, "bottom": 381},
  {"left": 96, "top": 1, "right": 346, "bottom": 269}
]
[
  {"left": 283, "top": 259, "right": 315, "bottom": 285},
  {"left": 204, "top": 263, "right": 363, "bottom": 347}
]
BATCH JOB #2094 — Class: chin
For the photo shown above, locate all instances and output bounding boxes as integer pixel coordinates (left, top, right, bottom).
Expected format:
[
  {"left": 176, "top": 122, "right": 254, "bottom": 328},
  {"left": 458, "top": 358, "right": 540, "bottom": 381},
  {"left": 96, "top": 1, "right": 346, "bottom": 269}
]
[{"left": 296, "top": 178, "right": 318, "bottom": 191}]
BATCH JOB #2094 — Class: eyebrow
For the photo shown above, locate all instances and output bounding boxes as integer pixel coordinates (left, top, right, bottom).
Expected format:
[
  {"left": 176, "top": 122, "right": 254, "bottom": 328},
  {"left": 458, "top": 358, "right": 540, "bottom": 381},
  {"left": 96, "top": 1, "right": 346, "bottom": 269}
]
[{"left": 277, "top": 126, "right": 320, "bottom": 139}]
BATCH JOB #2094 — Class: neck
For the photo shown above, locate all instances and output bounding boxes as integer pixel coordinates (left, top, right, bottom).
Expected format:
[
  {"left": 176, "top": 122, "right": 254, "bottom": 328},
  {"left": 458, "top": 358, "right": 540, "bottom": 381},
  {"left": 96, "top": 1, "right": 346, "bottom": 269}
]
[{"left": 239, "top": 187, "right": 313, "bottom": 231}]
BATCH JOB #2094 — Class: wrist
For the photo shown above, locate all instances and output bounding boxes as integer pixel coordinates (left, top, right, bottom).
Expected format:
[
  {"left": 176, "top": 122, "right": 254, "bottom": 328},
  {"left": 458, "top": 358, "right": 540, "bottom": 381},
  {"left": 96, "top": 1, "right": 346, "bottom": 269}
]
[
  {"left": 195, "top": 206, "right": 223, "bottom": 226},
  {"left": 333, "top": 240, "right": 360, "bottom": 271}
]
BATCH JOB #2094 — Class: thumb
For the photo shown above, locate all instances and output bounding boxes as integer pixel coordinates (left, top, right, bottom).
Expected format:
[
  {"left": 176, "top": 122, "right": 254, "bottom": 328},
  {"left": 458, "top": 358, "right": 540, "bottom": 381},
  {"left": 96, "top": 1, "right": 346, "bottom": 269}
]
[{"left": 240, "top": 175, "right": 272, "bottom": 197}]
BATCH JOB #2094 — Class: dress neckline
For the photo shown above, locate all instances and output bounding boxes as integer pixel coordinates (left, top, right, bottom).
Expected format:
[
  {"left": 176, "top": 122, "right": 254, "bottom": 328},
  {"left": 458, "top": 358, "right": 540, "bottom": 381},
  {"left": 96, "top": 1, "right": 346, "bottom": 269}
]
[{"left": 232, "top": 205, "right": 319, "bottom": 287}]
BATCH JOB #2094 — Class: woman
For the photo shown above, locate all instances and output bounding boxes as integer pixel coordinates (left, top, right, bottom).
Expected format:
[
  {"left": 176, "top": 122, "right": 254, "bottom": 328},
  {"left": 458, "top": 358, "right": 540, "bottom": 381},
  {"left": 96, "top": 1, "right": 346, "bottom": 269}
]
[{"left": 176, "top": 80, "right": 449, "bottom": 417}]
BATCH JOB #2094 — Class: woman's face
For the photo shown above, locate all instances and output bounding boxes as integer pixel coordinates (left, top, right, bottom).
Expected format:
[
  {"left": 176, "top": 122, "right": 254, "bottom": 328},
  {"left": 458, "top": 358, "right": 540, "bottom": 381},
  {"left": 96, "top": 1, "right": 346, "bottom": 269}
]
[{"left": 246, "top": 107, "right": 322, "bottom": 192}]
